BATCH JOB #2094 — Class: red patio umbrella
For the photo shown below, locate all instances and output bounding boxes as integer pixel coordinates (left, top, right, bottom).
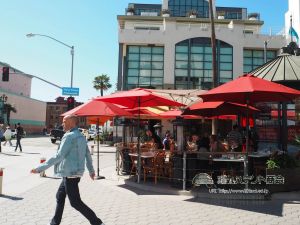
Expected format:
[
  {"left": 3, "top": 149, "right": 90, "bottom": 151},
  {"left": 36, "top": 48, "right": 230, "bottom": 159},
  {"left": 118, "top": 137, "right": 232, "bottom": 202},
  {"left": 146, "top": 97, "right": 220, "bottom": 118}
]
[
  {"left": 61, "top": 99, "right": 132, "bottom": 179},
  {"left": 159, "top": 109, "right": 203, "bottom": 119},
  {"left": 95, "top": 88, "right": 185, "bottom": 183},
  {"left": 183, "top": 101, "right": 260, "bottom": 117},
  {"left": 200, "top": 74, "right": 300, "bottom": 104}
]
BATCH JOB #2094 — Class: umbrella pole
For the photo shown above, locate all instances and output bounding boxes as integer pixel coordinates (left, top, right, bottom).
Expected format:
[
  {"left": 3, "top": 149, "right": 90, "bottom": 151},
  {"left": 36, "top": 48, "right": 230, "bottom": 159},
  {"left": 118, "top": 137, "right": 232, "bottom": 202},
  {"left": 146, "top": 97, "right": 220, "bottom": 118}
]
[
  {"left": 137, "top": 97, "right": 141, "bottom": 183},
  {"left": 244, "top": 99, "right": 249, "bottom": 188},
  {"left": 95, "top": 118, "right": 105, "bottom": 180}
]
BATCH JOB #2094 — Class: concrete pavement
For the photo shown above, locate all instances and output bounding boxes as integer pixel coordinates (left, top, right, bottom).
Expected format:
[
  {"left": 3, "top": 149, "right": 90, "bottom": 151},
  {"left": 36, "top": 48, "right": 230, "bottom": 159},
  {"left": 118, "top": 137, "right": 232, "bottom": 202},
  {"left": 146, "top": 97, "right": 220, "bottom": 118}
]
[{"left": 0, "top": 137, "right": 300, "bottom": 225}]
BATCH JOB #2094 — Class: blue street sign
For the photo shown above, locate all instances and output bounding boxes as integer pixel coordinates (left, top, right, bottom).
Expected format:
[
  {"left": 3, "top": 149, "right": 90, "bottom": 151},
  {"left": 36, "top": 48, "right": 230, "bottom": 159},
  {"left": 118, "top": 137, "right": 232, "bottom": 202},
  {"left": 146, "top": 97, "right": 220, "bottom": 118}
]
[{"left": 62, "top": 87, "right": 79, "bottom": 96}]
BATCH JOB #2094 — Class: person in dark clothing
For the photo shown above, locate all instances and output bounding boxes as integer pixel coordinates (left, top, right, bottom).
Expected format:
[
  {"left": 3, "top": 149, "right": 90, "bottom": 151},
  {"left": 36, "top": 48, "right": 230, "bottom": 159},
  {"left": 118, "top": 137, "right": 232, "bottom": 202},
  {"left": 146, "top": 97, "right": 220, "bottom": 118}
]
[
  {"left": 146, "top": 130, "right": 163, "bottom": 149},
  {"left": 198, "top": 132, "right": 210, "bottom": 152},
  {"left": 15, "top": 123, "right": 23, "bottom": 152}
]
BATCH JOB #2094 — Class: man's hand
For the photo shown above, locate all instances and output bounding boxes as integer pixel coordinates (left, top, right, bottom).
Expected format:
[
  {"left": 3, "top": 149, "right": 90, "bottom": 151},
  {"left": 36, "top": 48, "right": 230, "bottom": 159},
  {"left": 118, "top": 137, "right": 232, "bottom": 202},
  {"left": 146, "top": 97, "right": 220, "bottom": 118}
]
[
  {"left": 90, "top": 172, "right": 95, "bottom": 180},
  {"left": 30, "top": 169, "right": 38, "bottom": 174}
]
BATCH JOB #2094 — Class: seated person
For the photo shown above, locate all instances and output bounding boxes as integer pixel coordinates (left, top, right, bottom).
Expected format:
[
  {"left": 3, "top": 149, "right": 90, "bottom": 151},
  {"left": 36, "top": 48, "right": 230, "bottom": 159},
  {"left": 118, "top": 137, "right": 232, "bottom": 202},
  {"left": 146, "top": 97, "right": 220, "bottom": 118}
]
[
  {"left": 210, "top": 135, "right": 225, "bottom": 152},
  {"left": 162, "top": 133, "right": 171, "bottom": 150},
  {"left": 227, "top": 125, "right": 243, "bottom": 152},
  {"left": 146, "top": 129, "right": 163, "bottom": 149},
  {"left": 187, "top": 134, "right": 199, "bottom": 151}
]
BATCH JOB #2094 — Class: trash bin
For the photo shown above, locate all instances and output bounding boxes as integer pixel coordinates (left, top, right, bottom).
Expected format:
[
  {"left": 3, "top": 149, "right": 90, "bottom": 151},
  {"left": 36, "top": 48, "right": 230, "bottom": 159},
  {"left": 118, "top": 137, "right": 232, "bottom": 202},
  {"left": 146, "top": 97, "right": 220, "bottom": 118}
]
[
  {"left": 0, "top": 168, "right": 3, "bottom": 195},
  {"left": 122, "top": 148, "right": 132, "bottom": 174}
]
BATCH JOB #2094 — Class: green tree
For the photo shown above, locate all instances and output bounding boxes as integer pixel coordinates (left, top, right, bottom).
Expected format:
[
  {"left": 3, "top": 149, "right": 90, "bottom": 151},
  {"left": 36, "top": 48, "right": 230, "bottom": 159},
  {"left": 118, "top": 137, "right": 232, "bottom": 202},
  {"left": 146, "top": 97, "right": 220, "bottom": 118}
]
[
  {"left": 3, "top": 103, "right": 17, "bottom": 125},
  {"left": 93, "top": 74, "right": 112, "bottom": 96}
]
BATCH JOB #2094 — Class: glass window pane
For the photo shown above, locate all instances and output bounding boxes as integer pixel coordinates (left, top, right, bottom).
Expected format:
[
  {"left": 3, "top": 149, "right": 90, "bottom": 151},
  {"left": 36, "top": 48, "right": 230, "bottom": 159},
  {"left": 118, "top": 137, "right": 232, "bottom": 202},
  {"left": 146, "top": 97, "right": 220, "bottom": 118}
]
[
  {"left": 204, "top": 47, "right": 212, "bottom": 54},
  {"left": 128, "top": 46, "right": 139, "bottom": 53},
  {"left": 191, "top": 46, "right": 203, "bottom": 53},
  {"left": 139, "top": 77, "right": 151, "bottom": 85},
  {"left": 204, "top": 54, "right": 212, "bottom": 61},
  {"left": 220, "top": 62, "right": 232, "bottom": 70},
  {"left": 244, "top": 58, "right": 252, "bottom": 65},
  {"left": 191, "top": 62, "right": 203, "bottom": 69},
  {"left": 191, "top": 69, "right": 203, "bottom": 77},
  {"left": 127, "top": 77, "right": 138, "bottom": 84},
  {"left": 204, "top": 62, "right": 212, "bottom": 69},
  {"left": 151, "top": 78, "right": 163, "bottom": 85},
  {"left": 128, "top": 61, "right": 139, "bottom": 68},
  {"left": 152, "top": 62, "right": 164, "bottom": 69},
  {"left": 220, "top": 55, "right": 232, "bottom": 62},
  {"left": 140, "top": 54, "right": 151, "bottom": 61},
  {"left": 176, "top": 45, "right": 188, "bottom": 53},
  {"left": 140, "top": 70, "right": 151, "bottom": 77},
  {"left": 204, "top": 70, "right": 212, "bottom": 77},
  {"left": 220, "top": 47, "right": 232, "bottom": 54},
  {"left": 140, "top": 62, "right": 151, "bottom": 69},
  {"left": 140, "top": 47, "right": 151, "bottom": 53},
  {"left": 243, "top": 65, "right": 252, "bottom": 73},
  {"left": 253, "top": 50, "right": 263, "bottom": 57},
  {"left": 152, "top": 54, "right": 164, "bottom": 61},
  {"left": 243, "top": 50, "right": 252, "bottom": 57},
  {"left": 191, "top": 54, "right": 203, "bottom": 61},
  {"left": 176, "top": 53, "right": 188, "bottom": 60},
  {"left": 220, "top": 70, "right": 232, "bottom": 78},
  {"left": 175, "top": 69, "right": 188, "bottom": 76},
  {"left": 152, "top": 47, "right": 164, "bottom": 54},
  {"left": 176, "top": 61, "right": 188, "bottom": 69},
  {"left": 152, "top": 70, "right": 163, "bottom": 77},
  {"left": 128, "top": 53, "right": 139, "bottom": 61},
  {"left": 128, "top": 69, "right": 139, "bottom": 77},
  {"left": 267, "top": 51, "right": 276, "bottom": 58},
  {"left": 253, "top": 58, "right": 264, "bottom": 65}
]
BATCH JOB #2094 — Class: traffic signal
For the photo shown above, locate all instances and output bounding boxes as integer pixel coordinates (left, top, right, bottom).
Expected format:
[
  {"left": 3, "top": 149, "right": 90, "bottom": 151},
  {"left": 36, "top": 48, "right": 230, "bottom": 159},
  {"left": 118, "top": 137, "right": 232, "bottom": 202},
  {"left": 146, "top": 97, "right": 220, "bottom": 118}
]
[
  {"left": 67, "top": 96, "right": 75, "bottom": 110},
  {"left": 2, "top": 67, "right": 9, "bottom": 82}
]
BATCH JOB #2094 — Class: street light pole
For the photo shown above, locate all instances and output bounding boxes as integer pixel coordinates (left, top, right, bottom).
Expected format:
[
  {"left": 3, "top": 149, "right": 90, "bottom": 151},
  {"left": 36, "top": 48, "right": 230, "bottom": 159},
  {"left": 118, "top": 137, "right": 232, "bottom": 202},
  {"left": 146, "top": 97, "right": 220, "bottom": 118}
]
[{"left": 26, "top": 33, "right": 74, "bottom": 88}]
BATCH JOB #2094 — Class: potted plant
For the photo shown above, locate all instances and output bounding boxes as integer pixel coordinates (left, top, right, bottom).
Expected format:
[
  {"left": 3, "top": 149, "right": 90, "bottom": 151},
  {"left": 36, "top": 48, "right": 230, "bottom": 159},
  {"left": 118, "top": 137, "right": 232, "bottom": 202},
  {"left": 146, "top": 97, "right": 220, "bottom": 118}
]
[
  {"left": 188, "top": 9, "right": 197, "bottom": 18},
  {"left": 126, "top": 7, "right": 135, "bottom": 16},
  {"left": 161, "top": 9, "right": 170, "bottom": 17},
  {"left": 266, "top": 152, "right": 300, "bottom": 192}
]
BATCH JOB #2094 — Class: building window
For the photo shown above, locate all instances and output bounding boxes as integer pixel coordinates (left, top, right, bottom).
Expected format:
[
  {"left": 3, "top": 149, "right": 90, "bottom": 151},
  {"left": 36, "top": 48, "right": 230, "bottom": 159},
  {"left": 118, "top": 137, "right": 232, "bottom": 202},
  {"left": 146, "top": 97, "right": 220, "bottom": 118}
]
[
  {"left": 125, "top": 45, "right": 164, "bottom": 90},
  {"left": 175, "top": 37, "right": 233, "bottom": 90},
  {"left": 168, "top": 0, "right": 209, "bottom": 18},
  {"left": 243, "top": 49, "right": 277, "bottom": 73}
]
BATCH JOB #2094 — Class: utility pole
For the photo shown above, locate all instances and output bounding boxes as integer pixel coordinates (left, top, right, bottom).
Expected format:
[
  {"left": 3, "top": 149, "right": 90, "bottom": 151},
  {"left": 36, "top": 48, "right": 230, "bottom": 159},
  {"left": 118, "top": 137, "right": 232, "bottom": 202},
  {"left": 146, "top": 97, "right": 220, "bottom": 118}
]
[{"left": 208, "top": 0, "right": 218, "bottom": 135}]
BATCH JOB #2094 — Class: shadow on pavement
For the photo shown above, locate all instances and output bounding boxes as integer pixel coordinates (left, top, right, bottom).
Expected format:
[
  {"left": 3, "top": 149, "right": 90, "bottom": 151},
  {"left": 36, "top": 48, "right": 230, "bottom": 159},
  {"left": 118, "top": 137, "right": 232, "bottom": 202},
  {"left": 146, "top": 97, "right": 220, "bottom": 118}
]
[
  {"left": 184, "top": 197, "right": 300, "bottom": 217},
  {"left": 0, "top": 194, "right": 24, "bottom": 201},
  {"left": 0, "top": 152, "right": 21, "bottom": 156},
  {"left": 21, "top": 152, "right": 40, "bottom": 155}
]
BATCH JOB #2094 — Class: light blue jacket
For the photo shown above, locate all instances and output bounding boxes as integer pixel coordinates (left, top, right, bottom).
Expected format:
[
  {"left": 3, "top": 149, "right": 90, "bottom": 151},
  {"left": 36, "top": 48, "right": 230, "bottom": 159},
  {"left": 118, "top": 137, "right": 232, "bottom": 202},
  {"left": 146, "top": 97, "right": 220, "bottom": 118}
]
[{"left": 36, "top": 127, "right": 94, "bottom": 177}]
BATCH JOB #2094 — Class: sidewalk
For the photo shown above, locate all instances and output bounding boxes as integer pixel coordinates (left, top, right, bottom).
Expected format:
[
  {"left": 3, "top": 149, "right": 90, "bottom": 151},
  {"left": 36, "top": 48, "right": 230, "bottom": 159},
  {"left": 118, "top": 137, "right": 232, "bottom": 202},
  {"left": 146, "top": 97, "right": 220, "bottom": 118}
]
[{"left": 0, "top": 139, "right": 299, "bottom": 225}]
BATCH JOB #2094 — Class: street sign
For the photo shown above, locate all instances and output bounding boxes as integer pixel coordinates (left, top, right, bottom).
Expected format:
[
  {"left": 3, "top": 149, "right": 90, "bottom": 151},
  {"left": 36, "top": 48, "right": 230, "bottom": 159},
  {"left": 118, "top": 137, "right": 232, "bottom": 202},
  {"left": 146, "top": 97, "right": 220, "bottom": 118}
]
[{"left": 62, "top": 87, "right": 79, "bottom": 96}]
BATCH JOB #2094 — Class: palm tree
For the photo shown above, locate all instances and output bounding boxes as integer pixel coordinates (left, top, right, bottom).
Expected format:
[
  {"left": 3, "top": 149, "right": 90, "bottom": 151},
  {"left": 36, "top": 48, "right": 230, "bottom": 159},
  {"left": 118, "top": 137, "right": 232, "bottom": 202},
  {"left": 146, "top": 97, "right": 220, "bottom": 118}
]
[
  {"left": 93, "top": 74, "right": 112, "bottom": 96},
  {"left": 3, "top": 103, "right": 17, "bottom": 125}
]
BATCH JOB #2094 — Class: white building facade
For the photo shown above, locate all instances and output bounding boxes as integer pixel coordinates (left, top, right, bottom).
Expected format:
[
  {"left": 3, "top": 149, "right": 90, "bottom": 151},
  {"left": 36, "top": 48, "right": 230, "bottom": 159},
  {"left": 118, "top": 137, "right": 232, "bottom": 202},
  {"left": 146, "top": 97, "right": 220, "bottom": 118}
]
[{"left": 118, "top": 0, "right": 287, "bottom": 91}]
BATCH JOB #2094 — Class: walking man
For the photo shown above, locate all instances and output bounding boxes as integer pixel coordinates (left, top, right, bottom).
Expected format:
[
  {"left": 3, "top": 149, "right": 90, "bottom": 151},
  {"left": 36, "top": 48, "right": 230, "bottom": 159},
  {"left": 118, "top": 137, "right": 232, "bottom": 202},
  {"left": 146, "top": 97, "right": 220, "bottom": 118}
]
[
  {"left": 15, "top": 123, "right": 23, "bottom": 152},
  {"left": 30, "top": 115, "right": 104, "bottom": 225}
]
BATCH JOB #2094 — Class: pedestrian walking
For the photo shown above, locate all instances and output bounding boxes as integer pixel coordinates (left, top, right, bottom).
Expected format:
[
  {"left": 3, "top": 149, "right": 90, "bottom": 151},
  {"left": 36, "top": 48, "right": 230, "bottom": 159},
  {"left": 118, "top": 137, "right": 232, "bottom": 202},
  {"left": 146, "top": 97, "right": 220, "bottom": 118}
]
[
  {"left": 15, "top": 123, "right": 23, "bottom": 152},
  {"left": 3, "top": 126, "right": 13, "bottom": 146},
  {"left": 0, "top": 124, "right": 4, "bottom": 152},
  {"left": 30, "top": 115, "right": 105, "bottom": 225}
]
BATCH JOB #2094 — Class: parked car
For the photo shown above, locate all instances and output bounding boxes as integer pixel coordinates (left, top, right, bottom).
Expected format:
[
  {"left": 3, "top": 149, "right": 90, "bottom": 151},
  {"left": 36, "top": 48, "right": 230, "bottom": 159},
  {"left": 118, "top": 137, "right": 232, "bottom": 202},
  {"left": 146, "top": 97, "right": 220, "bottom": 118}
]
[{"left": 50, "top": 126, "right": 65, "bottom": 144}]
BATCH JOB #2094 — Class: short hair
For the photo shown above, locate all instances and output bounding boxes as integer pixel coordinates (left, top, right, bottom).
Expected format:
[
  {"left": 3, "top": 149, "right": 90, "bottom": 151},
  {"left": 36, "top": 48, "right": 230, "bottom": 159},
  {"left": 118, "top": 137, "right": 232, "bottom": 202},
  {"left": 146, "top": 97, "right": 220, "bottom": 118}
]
[{"left": 65, "top": 114, "right": 79, "bottom": 126}]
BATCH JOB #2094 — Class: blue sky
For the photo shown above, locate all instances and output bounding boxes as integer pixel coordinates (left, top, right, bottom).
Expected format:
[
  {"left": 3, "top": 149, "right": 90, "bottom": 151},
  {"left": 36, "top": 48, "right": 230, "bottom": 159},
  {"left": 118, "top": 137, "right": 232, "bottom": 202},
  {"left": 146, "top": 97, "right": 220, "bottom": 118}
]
[{"left": 0, "top": 0, "right": 287, "bottom": 102}]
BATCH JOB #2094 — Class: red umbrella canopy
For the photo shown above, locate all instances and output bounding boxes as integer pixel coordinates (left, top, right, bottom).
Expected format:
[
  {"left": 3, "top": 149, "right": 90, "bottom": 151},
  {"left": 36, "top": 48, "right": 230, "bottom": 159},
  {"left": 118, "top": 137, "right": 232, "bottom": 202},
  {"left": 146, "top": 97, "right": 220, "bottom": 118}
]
[
  {"left": 159, "top": 109, "right": 202, "bottom": 119},
  {"left": 200, "top": 74, "right": 300, "bottom": 104},
  {"left": 95, "top": 88, "right": 185, "bottom": 108},
  {"left": 61, "top": 99, "right": 133, "bottom": 117},
  {"left": 183, "top": 101, "right": 260, "bottom": 117}
]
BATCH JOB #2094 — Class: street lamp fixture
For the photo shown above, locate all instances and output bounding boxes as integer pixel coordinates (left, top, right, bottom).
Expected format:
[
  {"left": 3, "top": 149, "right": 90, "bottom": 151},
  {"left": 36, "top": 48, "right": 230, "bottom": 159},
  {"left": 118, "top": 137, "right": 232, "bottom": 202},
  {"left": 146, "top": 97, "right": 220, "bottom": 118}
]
[{"left": 26, "top": 33, "right": 75, "bottom": 88}]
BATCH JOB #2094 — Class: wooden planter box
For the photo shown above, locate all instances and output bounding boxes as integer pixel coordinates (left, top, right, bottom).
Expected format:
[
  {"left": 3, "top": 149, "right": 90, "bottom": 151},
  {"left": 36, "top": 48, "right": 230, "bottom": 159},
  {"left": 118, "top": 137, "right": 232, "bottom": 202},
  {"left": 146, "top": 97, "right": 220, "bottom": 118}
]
[{"left": 266, "top": 167, "right": 300, "bottom": 193}]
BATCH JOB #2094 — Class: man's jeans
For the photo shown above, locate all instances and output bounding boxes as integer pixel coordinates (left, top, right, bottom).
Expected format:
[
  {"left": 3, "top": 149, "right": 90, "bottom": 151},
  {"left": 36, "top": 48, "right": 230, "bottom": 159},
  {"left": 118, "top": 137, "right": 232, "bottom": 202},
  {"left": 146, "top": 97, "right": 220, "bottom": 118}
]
[{"left": 50, "top": 177, "right": 102, "bottom": 225}]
